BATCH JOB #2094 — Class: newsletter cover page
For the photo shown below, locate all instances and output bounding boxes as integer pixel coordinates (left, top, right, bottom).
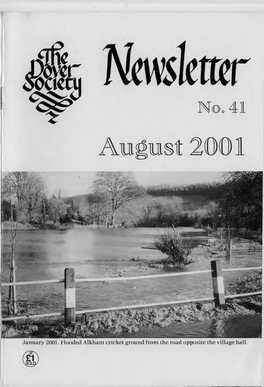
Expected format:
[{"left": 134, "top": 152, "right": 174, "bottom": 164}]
[{"left": 0, "top": 2, "right": 263, "bottom": 386}]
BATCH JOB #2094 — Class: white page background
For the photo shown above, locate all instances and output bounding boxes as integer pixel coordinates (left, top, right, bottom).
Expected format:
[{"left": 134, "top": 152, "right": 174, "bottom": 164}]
[{"left": 2, "top": 12, "right": 264, "bottom": 172}]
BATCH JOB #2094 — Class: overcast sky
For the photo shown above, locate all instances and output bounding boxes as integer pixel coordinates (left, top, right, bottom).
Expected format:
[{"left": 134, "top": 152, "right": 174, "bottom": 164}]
[{"left": 40, "top": 172, "right": 224, "bottom": 197}]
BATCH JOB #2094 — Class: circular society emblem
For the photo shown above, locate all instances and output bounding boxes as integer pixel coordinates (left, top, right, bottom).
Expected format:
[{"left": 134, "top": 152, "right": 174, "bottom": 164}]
[{"left": 22, "top": 350, "right": 39, "bottom": 367}]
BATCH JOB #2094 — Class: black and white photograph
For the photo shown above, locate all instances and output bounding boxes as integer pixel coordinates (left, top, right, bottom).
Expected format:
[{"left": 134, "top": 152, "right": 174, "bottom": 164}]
[{"left": 1, "top": 171, "right": 262, "bottom": 339}]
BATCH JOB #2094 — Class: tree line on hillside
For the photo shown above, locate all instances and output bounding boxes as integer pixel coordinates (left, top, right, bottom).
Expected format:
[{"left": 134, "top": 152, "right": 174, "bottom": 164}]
[
  {"left": 146, "top": 182, "right": 223, "bottom": 200},
  {"left": 135, "top": 198, "right": 203, "bottom": 228},
  {"left": 1, "top": 171, "right": 262, "bottom": 232}
]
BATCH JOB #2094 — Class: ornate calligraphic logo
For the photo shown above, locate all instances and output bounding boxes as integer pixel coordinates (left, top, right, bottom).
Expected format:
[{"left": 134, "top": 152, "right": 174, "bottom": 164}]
[{"left": 23, "top": 41, "right": 82, "bottom": 124}]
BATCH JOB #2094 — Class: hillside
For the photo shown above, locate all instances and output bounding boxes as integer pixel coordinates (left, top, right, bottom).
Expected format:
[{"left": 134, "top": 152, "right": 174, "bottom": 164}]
[{"left": 65, "top": 192, "right": 216, "bottom": 227}]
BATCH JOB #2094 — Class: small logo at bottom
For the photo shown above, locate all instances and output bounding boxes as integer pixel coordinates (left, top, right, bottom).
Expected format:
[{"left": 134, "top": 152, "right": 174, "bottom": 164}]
[{"left": 22, "top": 351, "right": 39, "bottom": 367}]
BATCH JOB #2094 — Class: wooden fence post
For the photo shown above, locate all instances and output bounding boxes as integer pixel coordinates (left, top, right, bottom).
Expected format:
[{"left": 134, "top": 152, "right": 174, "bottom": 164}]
[
  {"left": 225, "top": 238, "right": 232, "bottom": 259},
  {"left": 211, "top": 260, "right": 225, "bottom": 307},
  {"left": 64, "top": 268, "right": 76, "bottom": 325}
]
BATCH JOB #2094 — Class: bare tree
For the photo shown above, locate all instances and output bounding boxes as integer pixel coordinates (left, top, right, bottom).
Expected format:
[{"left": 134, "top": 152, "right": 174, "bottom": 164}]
[
  {"left": 86, "top": 193, "right": 108, "bottom": 226},
  {"left": 207, "top": 201, "right": 221, "bottom": 229},
  {"left": 2, "top": 172, "right": 45, "bottom": 314},
  {"left": 93, "top": 172, "right": 145, "bottom": 226}
]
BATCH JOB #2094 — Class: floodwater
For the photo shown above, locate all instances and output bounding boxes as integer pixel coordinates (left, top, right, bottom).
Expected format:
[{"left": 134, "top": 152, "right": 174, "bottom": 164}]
[{"left": 1, "top": 227, "right": 262, "bottom": 337}]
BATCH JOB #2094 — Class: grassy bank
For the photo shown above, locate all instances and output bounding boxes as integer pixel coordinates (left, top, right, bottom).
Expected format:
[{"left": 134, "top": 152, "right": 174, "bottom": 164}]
[
  {"left": 2, "top": 299, "right": 260, "bottom": 339},
  {"left": 1, "top": 221, "right": 37, "bottom": 230},
  {"left": 2, "top": 221, "right": 73, "bottom": 231},
  {"left": 2, "top": 272, "right": 261, "bottom": 338},
  {"left": 50, "top": 298, "right": 260, "bottom": 338}
]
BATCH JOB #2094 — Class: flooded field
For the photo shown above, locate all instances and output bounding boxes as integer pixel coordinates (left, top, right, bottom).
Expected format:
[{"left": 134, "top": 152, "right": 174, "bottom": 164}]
[{"left": 1, "top": 227, "right": 262, "bottom": 337}]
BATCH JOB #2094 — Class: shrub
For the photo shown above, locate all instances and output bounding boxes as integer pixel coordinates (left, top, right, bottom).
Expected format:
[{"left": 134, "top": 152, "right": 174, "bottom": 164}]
[
  {"left": 154, "top": 227, "right": 191, "bottom": 266},
  {"left": 228, "top": 272, "right": 262, "bottom": 296}
]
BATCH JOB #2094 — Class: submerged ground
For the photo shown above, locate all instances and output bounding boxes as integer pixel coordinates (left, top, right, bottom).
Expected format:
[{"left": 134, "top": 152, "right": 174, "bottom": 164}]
[{"left": 1, "top": 227, "right": 262, "bottom": 338}]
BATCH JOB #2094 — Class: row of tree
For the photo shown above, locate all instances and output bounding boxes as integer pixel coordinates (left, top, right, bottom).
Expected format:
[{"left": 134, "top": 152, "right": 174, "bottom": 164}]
[
  {"left": 146, "top": 182, "right": 223, "bottom": 200},
  {"left": 2, "top": 171, "right": 262, "bottom": 315},
  {"left": 2, "top": 171, "right": 262, "bottom": 231},
  {"left": 136, "top": 172, "right": 262, "bottom": 231},
  {"left": 1, "top": 172, "right": 145, "bottom": 228},
  {"left": 2, "top": 173, "right": 73, "bottom": 226}
]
